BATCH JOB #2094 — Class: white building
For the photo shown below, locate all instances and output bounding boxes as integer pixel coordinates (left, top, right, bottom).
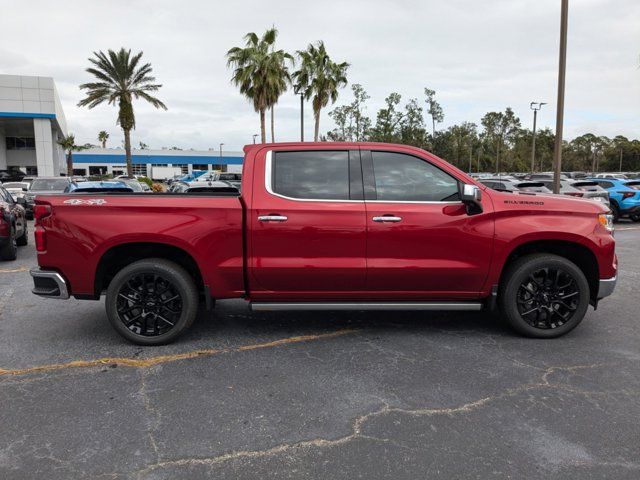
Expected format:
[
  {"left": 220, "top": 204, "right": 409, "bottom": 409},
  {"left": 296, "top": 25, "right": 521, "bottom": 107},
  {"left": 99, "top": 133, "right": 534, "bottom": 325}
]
[
  {"left": 0, "top": 73, "right": 245, "bottom": 179},
  {"left": 0, "top": 74, "right": 67, "bottom": 176}
]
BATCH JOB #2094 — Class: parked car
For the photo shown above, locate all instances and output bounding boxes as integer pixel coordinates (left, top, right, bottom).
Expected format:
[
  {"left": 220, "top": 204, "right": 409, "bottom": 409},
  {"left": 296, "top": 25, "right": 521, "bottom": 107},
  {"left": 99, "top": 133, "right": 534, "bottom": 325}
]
[
  {"left": 171, "top": 180, "right": 239, "bottom": 194},
  {"left": 589, "top": 178, "right": 640, "bottom": 221},
  {"left": 24, "top": 177, "right": 73, "bottom": 219},
  {"left": 217, "top": 173, "right": 242, "bottom": 191},
  {"left": 479, "top": 177, "right": 552, "bottom": 194},
  {"left": 0, "top": 185, "right": 28, "bottom": 260},
  {"left": 167, "top": 180, "right": 190, "bottom": 192},
  {"left": 567, "top": 180, "right": 610, "bottom": 207},
  {"left": 538, "top": 179, "right": 610, "bottom": 207},
  {"left": 65, "top": 181, "right": 135, "bottom": 193},
  {"left": 525, "top": 172, "right": 570, "bottom": 181},
  {"left": 0, "top": 169, "right": 25, "bottom": 182},
  {"left": 595, "top": 173, "right": 628, "bottom": 180},
  {"left": 30, "top": 143, "right": 616, "bottom": 345},
  {"left": 1, "top": 182, "right": 30, "bottom": 202},
  {"left": 138, "top": 182, "right": 152, "bottom": 192}
]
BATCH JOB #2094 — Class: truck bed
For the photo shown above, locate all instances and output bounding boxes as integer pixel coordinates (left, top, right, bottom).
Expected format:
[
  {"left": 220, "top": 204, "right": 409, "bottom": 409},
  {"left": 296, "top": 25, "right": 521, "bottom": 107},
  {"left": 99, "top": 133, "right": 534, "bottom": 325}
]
[{"left": 34, "top": 193, "right": 245, "bottom": 299}]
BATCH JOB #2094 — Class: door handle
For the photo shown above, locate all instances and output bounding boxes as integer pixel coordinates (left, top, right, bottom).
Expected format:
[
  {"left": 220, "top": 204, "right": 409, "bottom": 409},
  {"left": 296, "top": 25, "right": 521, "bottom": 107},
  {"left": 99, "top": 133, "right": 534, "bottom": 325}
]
[
  {"left": 258, "top": 215, "right": 288, "bottom": 222},
  {"left": 372, "top": 216, "right": 402, "bottom": 223}
]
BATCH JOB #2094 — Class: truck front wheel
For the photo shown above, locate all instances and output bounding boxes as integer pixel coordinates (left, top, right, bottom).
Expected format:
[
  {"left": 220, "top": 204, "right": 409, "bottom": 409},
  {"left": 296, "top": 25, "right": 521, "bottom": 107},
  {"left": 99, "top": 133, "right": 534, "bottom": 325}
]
[
  {"left": 499, "top": 254, "right": 590, "bottom": 338},
  {"left": 105, "top": 258, "right": 199, "bottom": 345}
]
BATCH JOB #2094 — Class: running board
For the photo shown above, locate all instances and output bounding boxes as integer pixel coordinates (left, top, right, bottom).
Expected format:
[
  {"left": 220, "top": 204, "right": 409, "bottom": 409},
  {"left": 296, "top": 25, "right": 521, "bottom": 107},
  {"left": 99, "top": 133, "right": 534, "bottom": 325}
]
[{"left": 250, "top": 302, "right": 482, "bottom": 312}]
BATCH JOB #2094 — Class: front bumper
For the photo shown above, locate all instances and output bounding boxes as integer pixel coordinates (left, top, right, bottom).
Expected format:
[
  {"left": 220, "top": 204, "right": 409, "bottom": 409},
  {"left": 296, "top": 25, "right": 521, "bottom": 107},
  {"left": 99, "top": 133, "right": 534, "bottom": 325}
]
[
  {"left": 597, "top": 276, "right": 617, "bottom": 300},
  {"left": 30, "top": 268, "right": 70, "bottom": 299}
]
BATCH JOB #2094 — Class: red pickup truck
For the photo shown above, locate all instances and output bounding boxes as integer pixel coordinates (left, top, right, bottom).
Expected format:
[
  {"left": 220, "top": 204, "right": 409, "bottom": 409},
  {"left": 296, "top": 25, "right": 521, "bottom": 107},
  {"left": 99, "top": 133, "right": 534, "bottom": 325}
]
[{"left": 30, "top": 143, "right": 617, "bottom": 345}]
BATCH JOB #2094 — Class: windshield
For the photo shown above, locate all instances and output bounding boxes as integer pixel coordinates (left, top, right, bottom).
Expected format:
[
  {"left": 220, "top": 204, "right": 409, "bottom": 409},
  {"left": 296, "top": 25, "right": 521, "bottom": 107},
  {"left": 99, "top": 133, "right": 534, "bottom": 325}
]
[{"left": 30, "top": 179, "right": 70, "bottom": 191}]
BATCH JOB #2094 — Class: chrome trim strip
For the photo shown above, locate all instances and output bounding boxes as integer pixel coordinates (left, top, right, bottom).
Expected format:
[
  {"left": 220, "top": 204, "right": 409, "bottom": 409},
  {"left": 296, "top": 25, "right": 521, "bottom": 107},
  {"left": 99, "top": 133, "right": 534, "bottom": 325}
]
[
  {"left": 30, "top": 268, "right": 70, "bottom": 299},
  {"left": 264, "top": 150, "right": 463, "bottom": 205},
  {"left": 250, "top": 302, "right": 482, "bottom": 311},
  {"left": 597, "top": 276, "right": 617, "bottom": 299},
  {"left": 258, "top": 215, "right": 288, "bottom": 222},
  {"left": 372, "top": 216, "right": 402, "bottom": 222}
]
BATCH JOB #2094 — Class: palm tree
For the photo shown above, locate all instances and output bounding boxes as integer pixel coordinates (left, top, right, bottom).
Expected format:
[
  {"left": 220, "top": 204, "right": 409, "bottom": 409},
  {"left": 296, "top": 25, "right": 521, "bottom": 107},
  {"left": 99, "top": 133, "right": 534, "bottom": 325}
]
[
  {"left": 78, "top": 48, "right": 167, "bottom": 176},
  {"left": 98, "top": 130, "right": 109, "bottom": 148},
  {"left": 293, "top": 42, "right": 349, "bottom": 141},
  {"left": 226, "top": 28, "right": 293, "bottom": 143},
  {"left": 58, "top": 134, "right": 90, "bottom": 176}
]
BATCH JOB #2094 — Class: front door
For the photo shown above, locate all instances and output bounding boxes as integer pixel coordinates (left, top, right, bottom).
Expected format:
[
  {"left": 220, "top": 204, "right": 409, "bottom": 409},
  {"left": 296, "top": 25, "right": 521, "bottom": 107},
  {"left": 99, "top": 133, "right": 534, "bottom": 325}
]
[
  {"left": 363, "top": 149, "right": 494, "bottom": 298},
  {"left": 250, "top": 148, "right": 367, "bottom": 298}
]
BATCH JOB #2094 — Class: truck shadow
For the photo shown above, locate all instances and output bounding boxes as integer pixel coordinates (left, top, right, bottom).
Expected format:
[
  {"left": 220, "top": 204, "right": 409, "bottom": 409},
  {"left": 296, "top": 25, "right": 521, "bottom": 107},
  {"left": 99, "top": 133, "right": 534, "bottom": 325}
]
[{"left": 185, "top": 299, "right": 514, "bottom": 341}]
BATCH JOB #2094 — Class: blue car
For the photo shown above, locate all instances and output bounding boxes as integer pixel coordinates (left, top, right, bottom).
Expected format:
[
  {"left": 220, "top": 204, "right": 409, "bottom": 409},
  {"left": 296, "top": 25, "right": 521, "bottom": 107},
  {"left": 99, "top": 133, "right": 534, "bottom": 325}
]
[{"left": 589, "top": 178, "right": 640, "bottom": 221}]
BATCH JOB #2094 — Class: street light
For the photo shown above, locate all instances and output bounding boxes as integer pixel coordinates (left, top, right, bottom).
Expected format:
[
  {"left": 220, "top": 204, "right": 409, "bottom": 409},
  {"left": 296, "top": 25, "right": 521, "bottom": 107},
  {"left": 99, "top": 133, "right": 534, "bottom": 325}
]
[
  {"left": 552, "top": 0, "right": 569, "bottom": 194},
  {"left": 252, "top": 134, "right": 258, "bottom": 144},
  {"left": 530, "top": 102, "right": 546, "bottom": 173}
]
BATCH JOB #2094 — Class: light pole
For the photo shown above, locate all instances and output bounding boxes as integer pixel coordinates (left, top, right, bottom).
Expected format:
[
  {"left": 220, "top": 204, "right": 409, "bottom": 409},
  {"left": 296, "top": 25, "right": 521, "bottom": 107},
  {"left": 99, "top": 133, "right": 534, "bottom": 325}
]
[
  {"left": 252, "top": 134, "right": 258, "bottom": 144},
  {"left": 552, "top": 0, "right": 569, "bottom": 194},
  {"left": 219, "top": 143, "right": 224, "bottom": 171},
  {"left": 530, "top": 102, "right": 546, "bottom": 173},
  {"left": 299, "top": 92, "right": 304, "bottom": 142}
]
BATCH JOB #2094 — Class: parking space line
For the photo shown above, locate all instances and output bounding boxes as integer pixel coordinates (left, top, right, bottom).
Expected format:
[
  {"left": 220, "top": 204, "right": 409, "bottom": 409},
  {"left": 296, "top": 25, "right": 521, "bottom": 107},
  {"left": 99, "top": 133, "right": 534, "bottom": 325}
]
[
  {"left": 0, "top": 328, "right": 359, "bottom": 377},
  {"left": 0, "top": 267, "right": 28, "bottom": 273},
  {"left": 616, "top": 226, "right": 640, "bottom": 231}
]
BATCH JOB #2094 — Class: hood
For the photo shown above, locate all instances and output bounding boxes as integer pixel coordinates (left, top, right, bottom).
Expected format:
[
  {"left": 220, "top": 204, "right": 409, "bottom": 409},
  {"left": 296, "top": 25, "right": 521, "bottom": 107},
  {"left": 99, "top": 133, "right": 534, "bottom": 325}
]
[{"left": 489, "top": 190, "right": 609, "bottom": 215}]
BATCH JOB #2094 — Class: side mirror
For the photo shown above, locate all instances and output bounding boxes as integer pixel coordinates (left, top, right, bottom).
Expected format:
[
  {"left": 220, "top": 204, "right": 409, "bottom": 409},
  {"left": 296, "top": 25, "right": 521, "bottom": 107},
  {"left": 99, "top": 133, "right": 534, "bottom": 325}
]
[
  {"left": 16, "top": 197, "right": 26, "bottom": 205},
  {"left": 22, "top": 187, "right": 28, "bottom": 192},
  {"left": 460, "top": 184, "right": 483, "bottom": 215}
]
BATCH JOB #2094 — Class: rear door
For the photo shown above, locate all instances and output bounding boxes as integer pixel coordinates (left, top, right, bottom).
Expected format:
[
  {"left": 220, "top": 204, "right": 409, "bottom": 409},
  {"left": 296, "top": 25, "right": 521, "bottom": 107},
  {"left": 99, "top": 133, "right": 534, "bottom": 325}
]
[
  {"left": 363, "top": 148, "right": 494, "bottom": 297},
  {"left": 249, "top": 147, "right": 367, "bottom": 297}
]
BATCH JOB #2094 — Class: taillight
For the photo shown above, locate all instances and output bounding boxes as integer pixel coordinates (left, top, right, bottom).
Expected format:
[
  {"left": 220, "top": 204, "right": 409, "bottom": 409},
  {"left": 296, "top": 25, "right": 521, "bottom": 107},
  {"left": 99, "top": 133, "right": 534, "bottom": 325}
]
[
  {"left": 35, "top": 227, "right": 46, "bottom": 252},
  {"left": 619, "top": 191, "right": 636, "bottom": 199},
  {"left": 34, "top": 204, "right": 52, "bottom": 225},
  {"left": 565, "top": 192, "right": 584, "bottom": 197},
  {"left": 0, "top": 208, "right": 8, "bottom": 237}
]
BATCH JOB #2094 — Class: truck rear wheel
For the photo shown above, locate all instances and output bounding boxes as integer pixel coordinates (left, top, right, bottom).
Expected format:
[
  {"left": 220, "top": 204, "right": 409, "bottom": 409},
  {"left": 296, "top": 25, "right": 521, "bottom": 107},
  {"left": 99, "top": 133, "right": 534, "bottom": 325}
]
[
  {"left": 499, "top": 254, "right": 590, "bottom": 338},
  {"left": 105, "top": 258, "right": 199, "bottom": 345}
]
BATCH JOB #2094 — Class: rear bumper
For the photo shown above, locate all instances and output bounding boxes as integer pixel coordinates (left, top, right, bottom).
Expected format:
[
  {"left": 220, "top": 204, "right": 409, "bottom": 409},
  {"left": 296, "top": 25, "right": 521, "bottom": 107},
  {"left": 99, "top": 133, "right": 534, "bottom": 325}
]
[
  {"left": 597, "top": 276, "right": 617, "bottom": 300},
  {"left": 30, "top": 268, "right": 69, "bottom": 299}
]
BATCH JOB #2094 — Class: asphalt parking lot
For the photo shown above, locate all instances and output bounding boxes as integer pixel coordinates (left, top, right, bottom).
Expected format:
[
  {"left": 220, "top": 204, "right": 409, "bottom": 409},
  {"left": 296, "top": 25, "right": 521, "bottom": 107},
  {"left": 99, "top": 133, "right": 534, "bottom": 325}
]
[{"left": 1, "top": 222, "right": 639, "bottom": 479}]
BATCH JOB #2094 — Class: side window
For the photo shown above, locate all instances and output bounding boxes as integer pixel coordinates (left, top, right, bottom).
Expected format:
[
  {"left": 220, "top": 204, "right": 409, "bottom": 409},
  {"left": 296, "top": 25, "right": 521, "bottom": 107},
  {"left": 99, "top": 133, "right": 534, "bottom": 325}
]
[
  {"left": 371, "top": 151, "right": 459, "bottom": 201},
  {"left": 599, "top": 181, "right": 613, "bottom": 189},
  {"left": 272, "top": 151, "right": 350, "bottom": 200}
]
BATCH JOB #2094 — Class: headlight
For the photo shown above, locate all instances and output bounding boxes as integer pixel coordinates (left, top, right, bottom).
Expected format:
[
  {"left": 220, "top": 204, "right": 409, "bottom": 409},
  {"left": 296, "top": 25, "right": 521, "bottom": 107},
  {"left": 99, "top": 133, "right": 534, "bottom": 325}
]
[{"left": 598, "top": 213, "right": 614, "bottom": 232}]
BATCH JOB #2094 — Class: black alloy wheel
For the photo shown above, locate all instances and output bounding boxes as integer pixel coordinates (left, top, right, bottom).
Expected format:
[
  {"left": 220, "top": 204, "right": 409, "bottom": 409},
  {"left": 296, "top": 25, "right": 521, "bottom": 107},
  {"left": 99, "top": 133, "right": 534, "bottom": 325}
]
[
  {"left": 516, "top": 267, "right": 580, "bottom": 330},
  {"left": 499, "top": 254, "right": 590, "bottom": 338},
  {"left": 116, "top": 273, "right": 183, "bottom": 337},
  {"left": 105, "top": 259, "right": 199, "bottom": 345}
]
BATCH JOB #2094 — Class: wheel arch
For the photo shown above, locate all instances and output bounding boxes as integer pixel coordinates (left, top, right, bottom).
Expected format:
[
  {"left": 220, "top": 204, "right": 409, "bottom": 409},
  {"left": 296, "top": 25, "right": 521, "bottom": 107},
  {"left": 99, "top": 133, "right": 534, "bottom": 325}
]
[
  {"left": 94, "top": 242, "right": 204, "bottom": 298},
  {"left": 498, "top": 239, "right": 599, "bottom": 303}
]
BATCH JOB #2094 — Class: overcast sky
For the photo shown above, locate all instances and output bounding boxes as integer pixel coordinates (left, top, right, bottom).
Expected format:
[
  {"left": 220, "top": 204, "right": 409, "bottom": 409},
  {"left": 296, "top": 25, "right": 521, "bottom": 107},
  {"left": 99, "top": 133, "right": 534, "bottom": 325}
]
[{"left": 1, "top": 0, "right": 638, "bottom": 151}]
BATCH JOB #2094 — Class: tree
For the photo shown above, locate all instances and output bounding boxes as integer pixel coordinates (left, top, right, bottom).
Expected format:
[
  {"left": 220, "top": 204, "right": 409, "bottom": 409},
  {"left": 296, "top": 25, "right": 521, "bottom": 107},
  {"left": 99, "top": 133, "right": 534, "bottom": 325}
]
[
  {"left": 227, "top": 28, "right": 293, "bottom": 144},
  {"left": 424, "top": 87, "right": 444, "bottom": 137},
  {"left": 327, "top": 83, "right": 371, "bottom": 142},
  {"left": 58, "top": 134, "right": 90, "bottom": 176},
  {"left": 481, "top": 108, "right": 521, "bottom": 173},
  {"left": 369, "top": 93, "right": 404, "bottom": 143},
  {"left": 78, "top": 48, "right": 167, "bottom": 177},
  {"left": 293, "top": 41, "right": 349, "bottom": 141},
  {"left": 98, "top": 130, "right": 109, "bottom": 148}
]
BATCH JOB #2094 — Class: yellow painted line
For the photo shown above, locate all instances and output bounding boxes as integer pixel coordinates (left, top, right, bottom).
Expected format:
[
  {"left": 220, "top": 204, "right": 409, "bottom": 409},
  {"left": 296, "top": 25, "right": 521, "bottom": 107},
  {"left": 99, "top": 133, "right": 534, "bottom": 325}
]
[
  {"left": 0, "top": 267, "right": 28, "bottom": 273},
  {"left": 0, "top": 329, "right": 359, "bottom": 377}
]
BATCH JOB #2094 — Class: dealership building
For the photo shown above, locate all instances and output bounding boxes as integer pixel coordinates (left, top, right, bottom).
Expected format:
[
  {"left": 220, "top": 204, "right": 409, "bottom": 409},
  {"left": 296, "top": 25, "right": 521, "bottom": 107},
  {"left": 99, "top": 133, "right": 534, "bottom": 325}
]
[
  {"left": 1, "top": 74, "right": 243, "bottom": 179},
  {"left": 0, "top": 74, "right": 68, "bottom": 176}
]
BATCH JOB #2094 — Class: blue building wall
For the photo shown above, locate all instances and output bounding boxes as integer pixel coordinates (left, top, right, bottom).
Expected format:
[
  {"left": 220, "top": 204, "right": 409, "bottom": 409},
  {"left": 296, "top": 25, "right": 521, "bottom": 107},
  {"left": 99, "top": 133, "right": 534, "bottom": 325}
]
[{"left": 73, "top": 153, "right": 244, "bottom": 165}]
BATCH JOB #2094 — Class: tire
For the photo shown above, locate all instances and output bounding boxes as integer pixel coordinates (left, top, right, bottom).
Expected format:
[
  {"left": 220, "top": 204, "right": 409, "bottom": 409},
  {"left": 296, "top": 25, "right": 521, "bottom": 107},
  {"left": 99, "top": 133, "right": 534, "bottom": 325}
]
[
  {"left": 498, "top": 254, "right": 590, "bottom": 338},
  {"left": 610, "top": 202, "right": 620, "bottom": 222},
  {"left": 630, "top": 213, "right": 640, "bottom": 223},
  {"left": 105, "top": 258, "right": 199, "bottom": 345},
  {"left": 0, "top": 226, "right": 17, "bottom": 261},
  {"left": 16, "top": 223, "right": 28, "bottom": 246}
]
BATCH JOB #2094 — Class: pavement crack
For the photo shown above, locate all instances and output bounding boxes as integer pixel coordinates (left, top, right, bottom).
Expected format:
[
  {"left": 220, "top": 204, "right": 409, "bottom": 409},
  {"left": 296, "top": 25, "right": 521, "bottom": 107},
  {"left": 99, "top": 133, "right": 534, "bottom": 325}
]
[
  {"left": 0, "top": 329, "right": 359, "bottom": 378},
  {"left": 139, "top": 369, "right": 160, "bottom": 463},
  {"left": 134, "top": 362, "right": 615, "bottom": 477}
]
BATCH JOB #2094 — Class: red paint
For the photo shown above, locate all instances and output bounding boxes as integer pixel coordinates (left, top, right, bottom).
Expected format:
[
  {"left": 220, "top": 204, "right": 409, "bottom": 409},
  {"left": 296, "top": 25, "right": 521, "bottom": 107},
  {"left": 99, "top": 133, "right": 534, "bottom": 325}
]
[{"left": 34, "top": 142, "right": 616, "bottom": 303}]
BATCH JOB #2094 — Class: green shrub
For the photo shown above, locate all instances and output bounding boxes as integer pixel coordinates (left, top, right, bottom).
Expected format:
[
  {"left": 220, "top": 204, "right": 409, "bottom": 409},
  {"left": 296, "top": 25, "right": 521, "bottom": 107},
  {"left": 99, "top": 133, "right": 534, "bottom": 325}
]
[{"left": 138, "top": 176, "right": 153, "bottom": 188}]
